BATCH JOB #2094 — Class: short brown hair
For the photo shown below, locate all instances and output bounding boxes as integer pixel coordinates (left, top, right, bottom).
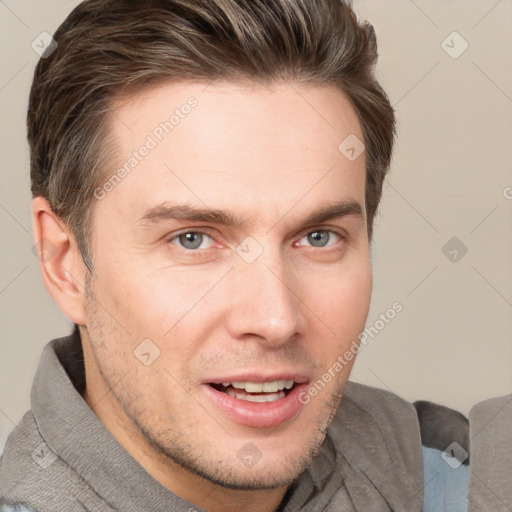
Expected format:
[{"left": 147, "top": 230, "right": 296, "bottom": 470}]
[{"left": 28, "top": 0, "right": 395, "bottom": 271}]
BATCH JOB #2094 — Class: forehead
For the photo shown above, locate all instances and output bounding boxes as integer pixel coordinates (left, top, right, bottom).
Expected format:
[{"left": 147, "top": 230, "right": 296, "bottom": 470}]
[
  {"left": 111, "top": 80, "right": 363, "bottom": 150},
  {"left": 100, "top": 80, "right": 366, "bottom": 225}
]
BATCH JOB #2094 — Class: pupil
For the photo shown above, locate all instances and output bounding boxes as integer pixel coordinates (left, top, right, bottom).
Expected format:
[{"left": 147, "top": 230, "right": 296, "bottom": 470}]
[
  {"left": 180, "top": 232, "right": 202, "bottom": 249},
  {"left": 308, "top": 231, "right": 328, "bottom": 247}
]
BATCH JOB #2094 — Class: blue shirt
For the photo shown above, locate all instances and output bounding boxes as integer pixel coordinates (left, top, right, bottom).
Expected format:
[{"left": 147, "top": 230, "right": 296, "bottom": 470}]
[{"left": 422, "top": 446, "right": 469, "bottom": 511}]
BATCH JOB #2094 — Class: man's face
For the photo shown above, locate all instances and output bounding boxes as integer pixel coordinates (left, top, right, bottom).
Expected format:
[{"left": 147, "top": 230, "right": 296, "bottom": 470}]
[{"left": 83, "top": 81, "right": 372, "bottom": 490}]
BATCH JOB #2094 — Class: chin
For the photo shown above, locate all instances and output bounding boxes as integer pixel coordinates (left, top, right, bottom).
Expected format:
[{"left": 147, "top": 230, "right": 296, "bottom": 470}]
[
  {"left": 174, "top": 426, "right": 327, "bottom": 491},
  {"left": 182, "top": 454, "right": 310, "bottom": 491}
]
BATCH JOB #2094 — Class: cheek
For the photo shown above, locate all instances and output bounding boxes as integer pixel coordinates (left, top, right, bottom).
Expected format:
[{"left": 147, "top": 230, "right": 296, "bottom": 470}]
[
  {"left": 142, "top": 267, "right": 225, "bottom": 321},
  {"left": 102, "top": 264, "right": 229, "bottom": 355},
  {"left": 307, "top": 259, "right": 372, "bottom": 349},
  {"left": 94, "top": 253, "right": 189, "bottom": 320}
]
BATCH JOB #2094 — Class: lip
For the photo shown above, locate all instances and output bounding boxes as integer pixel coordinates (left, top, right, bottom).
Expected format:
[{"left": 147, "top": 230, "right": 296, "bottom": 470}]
[
  {"left": 203, "top": 372, "right": 310, "bottom": 385},
  {"left": 201, "top": 381, "right": 309, "bottom": 428}
]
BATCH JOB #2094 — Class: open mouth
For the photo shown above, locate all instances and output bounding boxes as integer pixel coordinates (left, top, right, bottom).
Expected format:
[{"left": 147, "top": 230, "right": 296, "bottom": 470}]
[
  {"left": 210, "top": 380, "right": 297, "bottom": 403},
  {"left": 204, "top": 378, "right": 307, "bottom": 427}
]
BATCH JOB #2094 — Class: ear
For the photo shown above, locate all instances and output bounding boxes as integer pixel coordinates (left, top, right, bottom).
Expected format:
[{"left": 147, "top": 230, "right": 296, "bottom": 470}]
[{"left": 31, "top": 196, "right": 88, "bottom": 325}]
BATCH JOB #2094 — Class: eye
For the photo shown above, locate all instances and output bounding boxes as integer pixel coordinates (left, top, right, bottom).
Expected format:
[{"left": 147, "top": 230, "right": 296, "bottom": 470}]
[
  {"left": 297, "top": 229, "right": 341, "bottom": 248},
  {"left": 168, "top": 231, "right": 215, "bottom": 250}
]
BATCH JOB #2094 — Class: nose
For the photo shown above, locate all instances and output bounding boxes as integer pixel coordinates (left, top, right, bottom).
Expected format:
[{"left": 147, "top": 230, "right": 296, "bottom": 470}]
[{"left": 226, "top": 254, "right": 304, "bottom": 346}]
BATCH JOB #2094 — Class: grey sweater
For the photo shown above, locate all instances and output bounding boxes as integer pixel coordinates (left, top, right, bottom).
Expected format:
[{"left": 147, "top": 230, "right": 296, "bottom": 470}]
[{"left": 0, "top": 335, "right": 424, "bottom": 511}]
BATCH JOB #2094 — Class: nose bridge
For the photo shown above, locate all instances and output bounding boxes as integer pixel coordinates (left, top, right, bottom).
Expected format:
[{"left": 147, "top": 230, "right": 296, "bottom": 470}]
[{"left": 226, "top": 247, "right": 301, "bottom": 344}]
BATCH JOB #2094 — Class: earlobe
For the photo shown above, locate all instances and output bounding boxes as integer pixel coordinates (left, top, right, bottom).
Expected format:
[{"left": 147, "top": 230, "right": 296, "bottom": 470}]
[{"left": 31, "top": 196, "right": 88, "bottom": 325}]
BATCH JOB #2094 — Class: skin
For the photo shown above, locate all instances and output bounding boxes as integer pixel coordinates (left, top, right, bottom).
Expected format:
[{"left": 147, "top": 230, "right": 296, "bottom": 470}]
[{"left": 32, "top": 80, "right": 372, "bottom": 512}]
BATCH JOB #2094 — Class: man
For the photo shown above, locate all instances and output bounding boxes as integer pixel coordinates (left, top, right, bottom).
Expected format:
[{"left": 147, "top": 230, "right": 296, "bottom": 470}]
[{"left": 0, "top": 0, "right": 426, "bottom": 510}]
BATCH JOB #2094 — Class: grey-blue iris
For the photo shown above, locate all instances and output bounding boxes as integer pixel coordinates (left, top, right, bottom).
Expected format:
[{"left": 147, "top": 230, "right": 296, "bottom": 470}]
[
  {"left": 308, "top": 231, "right": 330, "bottom": 247},
  {"left": 179, "top": 232, "right": 203, "bottom": 249}
]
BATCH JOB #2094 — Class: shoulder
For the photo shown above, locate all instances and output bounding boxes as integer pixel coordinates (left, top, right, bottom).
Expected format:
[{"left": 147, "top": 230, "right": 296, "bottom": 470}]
[
  {"left": 0, "top": 411, "right": 47, "bottom": 504},
  {"left": 0, "top": 412, "right": 43, "bottom": 512},
  {"left": 326, "top": 381, "right": 424, "bottom": 510},
  {"left": 0, "top": 411, "right": 43, "bottom": 485},
  {"left": 341, "top": 380, "right": 417, "bottom": 415},
  {"left": 334, "top": 380, "right": 419, "bottom": 441},
  {"left": 332, "top": 381, "right": 421, "bottom": 458},
  {"left": 469, "top": 393, "right": 512, "bottom": 424},
  {"left": 0, "top": 411, "right": 84, "bottom": 510}
]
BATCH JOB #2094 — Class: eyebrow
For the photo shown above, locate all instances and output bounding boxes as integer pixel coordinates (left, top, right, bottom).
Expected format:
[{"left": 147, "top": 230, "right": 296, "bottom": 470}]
[{"left": 136, "top": 200, "right": 364, "bottom": 230}]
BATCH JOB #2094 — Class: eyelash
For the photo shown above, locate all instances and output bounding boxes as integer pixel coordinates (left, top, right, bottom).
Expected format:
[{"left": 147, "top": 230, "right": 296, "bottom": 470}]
[{"left": 166, "top": 228, "right": 345, "bottom": 254}]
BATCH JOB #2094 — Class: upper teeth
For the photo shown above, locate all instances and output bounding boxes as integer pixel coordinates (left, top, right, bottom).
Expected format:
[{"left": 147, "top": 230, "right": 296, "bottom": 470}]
[{"left": 221, "top": 380, "right": 294, "bottom": 393}]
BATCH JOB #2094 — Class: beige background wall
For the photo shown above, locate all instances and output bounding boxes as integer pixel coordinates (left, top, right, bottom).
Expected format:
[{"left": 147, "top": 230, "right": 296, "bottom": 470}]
[{"left": 1, "top": 0, "right": 511, "bottom": 450}]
